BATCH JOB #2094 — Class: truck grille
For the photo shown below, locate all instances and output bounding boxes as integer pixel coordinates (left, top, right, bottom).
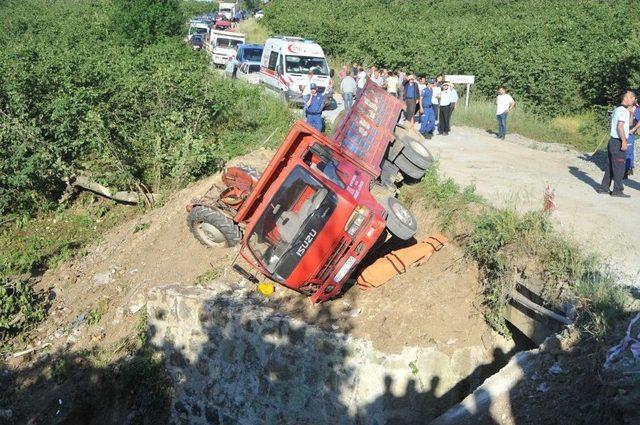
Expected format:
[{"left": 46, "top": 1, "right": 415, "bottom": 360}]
[{"left": 314, "top": 237, "right": 350, "bottom": 282}]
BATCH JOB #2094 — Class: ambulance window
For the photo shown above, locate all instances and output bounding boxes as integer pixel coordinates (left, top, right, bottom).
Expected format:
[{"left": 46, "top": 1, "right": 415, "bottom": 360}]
[{"left": 268, "top": 51, "right": 278, "bottom": 70}]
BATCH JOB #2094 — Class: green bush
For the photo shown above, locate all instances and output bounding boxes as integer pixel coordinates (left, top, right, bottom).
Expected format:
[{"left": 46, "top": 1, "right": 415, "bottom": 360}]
[
  {"left": 0, "top": 280, "right": 46, "bottom": 342},
  {"left": 112, "top": 0, "right": 183, "bottom": 47},
  {"left": 262, "top": 0, "right": 640, "bottom": 116},
  {"left": 0, "top": 0, "right": 292, "bottom": 217}
]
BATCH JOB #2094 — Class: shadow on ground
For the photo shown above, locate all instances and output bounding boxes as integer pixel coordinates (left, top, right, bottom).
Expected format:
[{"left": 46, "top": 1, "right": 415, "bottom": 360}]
[{"left": 1, "top": 288, "right": 636, "bottom": 424}]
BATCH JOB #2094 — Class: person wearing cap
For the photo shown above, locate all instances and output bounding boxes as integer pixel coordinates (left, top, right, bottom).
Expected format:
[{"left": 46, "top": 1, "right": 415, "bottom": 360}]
[
  {"left": 438, "top": 81, "right": 458, "bottom": 135},
  {"left": 403, "top": 74, "right": 420, "bottom": 126},
  {"left": 495, "top": 86, "right": 516, "bottom": 139},
  {"left": 600, "top": 90, "right": 635, "bottom": 197},
  {"left": 305, "top": 83, "right": 325, "bottom": 132},
  {"left": 419, "top": 79, "right": 436, "bottom": 138}
]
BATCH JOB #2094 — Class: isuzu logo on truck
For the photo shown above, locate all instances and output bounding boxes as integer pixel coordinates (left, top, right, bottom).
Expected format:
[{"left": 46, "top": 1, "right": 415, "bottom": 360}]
[{"left": 296, "top": 229, "right": 317, "bottom": 257}]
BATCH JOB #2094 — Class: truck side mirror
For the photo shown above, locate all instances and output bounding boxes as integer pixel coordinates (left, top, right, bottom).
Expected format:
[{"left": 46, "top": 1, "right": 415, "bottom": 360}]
[
  {"left": 330, "top": 68, "right": 335, "bottom": 78},
  {"left": 276, "top": 64, "right": 283, "bottom": 75}
]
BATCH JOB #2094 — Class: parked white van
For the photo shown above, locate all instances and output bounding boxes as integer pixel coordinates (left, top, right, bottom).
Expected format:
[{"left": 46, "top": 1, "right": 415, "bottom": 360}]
[
  {"left": 188, "top": 20, "right": 210, "bottom": 41},
  {"left": 259, "top": 36, "right": 334, "bottom": 107},
  {"left": 206, "top": 30, "right": 246, "bottom": 67}
]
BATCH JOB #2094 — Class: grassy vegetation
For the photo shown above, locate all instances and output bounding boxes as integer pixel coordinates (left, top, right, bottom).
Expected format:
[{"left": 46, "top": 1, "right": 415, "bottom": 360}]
[
  {"left": 452, "top": 98, "right": 608, "bottom": 152},
  {"left": 238, "top": 17, "right": 270, "bottom": 44},
  {"left": 402, "top": 166, "right": 632, "bottom": 337},
  {"left": 0, "top": 0, "right": 293, "bottom": 343}
]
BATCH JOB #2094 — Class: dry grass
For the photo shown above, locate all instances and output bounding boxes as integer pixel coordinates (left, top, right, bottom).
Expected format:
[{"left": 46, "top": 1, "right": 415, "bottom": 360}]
[{"left": 237, "top": 18, "right": 270, "bottom": 44}]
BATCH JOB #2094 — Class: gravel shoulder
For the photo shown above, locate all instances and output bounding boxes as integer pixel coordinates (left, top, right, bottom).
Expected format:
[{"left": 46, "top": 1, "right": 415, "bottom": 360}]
[{"left": 426, "top": 125, "right": 640, "bottom": 286}]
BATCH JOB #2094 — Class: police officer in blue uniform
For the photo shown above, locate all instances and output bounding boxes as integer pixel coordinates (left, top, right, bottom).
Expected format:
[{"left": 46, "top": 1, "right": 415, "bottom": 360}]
[
  {"left": 305, "top": 83, "right": 324, "bottom": 132},
  {"left": 419, "top": 79, "right": 436, "bottom": 138}
]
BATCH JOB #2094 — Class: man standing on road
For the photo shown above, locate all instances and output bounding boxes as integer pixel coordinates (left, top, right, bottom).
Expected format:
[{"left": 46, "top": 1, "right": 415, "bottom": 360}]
[
  {"left": 600, "top": 90, "right": 636, "bottom": 197},
  {"left": 371, "top": 69, "right": 384, "bottom": 86},
  {"left": 305, "top": 83, "right": 324, "bottom": 132},
  {"left": 356, "top": 66, "right": 367, "bottom": 99},
  {"left": 340, "top": 71, "right": 357, "bottom": 112},
  {"left": 403, "top": 75, "right": 420, "bottom": 127},
  {"left": 419, "top": 80, "right": 435, "bottom": 138},
  {"left": 430, "top": 78, "right": 442, "bottom": 131},
  {"left": 496, "top": 86, "right": 516, "bottom": 139},
  {"left": 625, "top": 97, "right": 640, "bottom": 178},
  {"left": 438, "top": 81, "right": 458, "bottom": 135},
  {"left": 385, "top": 71, "right": 399, "bottom": 98}
]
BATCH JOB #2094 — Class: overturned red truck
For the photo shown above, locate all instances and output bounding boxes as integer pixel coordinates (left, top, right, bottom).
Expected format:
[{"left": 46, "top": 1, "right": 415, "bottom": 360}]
[{"left": 186, "top": 80, "right": 433, "bottom": 303}]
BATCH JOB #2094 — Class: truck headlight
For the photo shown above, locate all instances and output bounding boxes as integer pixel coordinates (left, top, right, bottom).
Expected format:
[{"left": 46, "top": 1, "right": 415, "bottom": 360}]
[{"left": 345, "top": 206, "right": 369, "bottom": 237}]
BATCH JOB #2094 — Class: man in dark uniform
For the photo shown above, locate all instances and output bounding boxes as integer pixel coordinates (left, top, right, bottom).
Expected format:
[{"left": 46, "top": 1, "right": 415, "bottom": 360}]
[{"left": 305, "top": 83, "right": 324, "bottom": 132}]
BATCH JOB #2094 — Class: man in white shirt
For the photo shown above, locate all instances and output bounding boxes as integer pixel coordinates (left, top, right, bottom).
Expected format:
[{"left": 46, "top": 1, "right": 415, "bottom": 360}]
[
  {"left": 438, "top": 82, "right": 458, "bottom": 135},
  {"left": 495, "top": 86, "right": 516, "bottom": 139},
  {"left": 385, "top": 71, "right": 399, "bottom": 97},
  {"left": 430, "top": 79, "right": 442, "bottom": 129},
  {"left": 371, "top": 69, "right": 384, "bottom": 87},
  {"left": 356, "top": 67, "right": 367, "bottom": 98},
  {"left": 600, "top": 90, "right": 636, "bottom": 197},
  {"left": 299, "top": 70, "right": 314, "bottom": 103},
  {"left": 340, "top": 71, "right": 357, "bottom": 111}
]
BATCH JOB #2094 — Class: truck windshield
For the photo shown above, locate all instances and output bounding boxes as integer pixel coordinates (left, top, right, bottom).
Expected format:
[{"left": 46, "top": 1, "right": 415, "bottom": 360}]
[
  {"left": 247, "top": 166, "right": 337, "bottom": 281},
  {"left": 285, "top": 55, "right": 329, "bottom": 76},
  {"left": 244, "top": 48, "right": 263, "bottom": 62},
  {"left": 217, "top": 38, "right": 242, "bottom": 48}
]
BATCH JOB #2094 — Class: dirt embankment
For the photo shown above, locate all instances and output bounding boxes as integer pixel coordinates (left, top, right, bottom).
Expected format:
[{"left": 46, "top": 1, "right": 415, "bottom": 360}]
[{"left": 4, "top": 145, "right": 511, "bottom": 423}]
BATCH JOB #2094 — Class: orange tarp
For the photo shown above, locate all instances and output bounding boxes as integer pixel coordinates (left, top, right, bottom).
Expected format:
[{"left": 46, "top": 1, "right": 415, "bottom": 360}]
[{"left": 356, "top": 234, "right": 448, "bottom": 290}]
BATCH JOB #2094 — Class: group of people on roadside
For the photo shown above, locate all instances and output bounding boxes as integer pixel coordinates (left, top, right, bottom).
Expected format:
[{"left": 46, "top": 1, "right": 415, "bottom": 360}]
[{"left": 340, "top": 66, "right": 459, "bottom": 138}]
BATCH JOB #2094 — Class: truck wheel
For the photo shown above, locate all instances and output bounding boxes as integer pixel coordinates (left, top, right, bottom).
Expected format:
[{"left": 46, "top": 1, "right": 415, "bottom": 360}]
[
  {"left": 393, "top": 153, "right": 426, "bottom": 180},
  {"left": 383, "top": 197, "right": 417, "bottom": 240},
  {"left": 235, "top": 163, "right": 262, "bottom": 181},
  {"left": 394, "top": 126, "right": 433, "bottom": 169},
  {"left": 187, "top": 206, "right": 241, "bottom": 248}
]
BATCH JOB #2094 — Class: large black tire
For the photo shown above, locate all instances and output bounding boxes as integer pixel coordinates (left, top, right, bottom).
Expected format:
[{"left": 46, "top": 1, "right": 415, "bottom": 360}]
[
  {"left": 187, "top": 206, "right": 241, "bottom": 248},
  {"left": 383, "top": 197, "right": 417, "bottom": 240},
  {"left": 394, "top": 126, "right": 433, "bottom": 169},
  {"left": 394, "top": 153, "right": 426, "bottom": 180}
]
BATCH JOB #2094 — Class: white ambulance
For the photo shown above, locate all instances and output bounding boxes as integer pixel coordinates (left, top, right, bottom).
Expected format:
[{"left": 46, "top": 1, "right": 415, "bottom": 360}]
[{"left": 259, "top": 36, "right": 334, "bottom": 107}]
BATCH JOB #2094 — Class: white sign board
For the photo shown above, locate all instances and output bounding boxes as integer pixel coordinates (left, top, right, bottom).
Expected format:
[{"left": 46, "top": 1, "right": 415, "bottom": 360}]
[{"left": 445, "top": 75, "right": 475, "bottom": 85}]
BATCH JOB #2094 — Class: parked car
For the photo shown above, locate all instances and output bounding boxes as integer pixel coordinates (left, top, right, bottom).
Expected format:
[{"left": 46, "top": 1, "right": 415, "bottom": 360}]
[
  {"left": 190, "top": 34, "right": 204, "bottom": 50},
  {"left": 254, "top": 9, "right": 264, "bottom": 19},
  {"left": 214, "top": 19, "right": 232, "bottom": 30},
  {"left": 225, "top": 43, "right": 264, "bottom": 82},
  {"left": 206, "top": 30, "right": 246, "bottom": 66}
]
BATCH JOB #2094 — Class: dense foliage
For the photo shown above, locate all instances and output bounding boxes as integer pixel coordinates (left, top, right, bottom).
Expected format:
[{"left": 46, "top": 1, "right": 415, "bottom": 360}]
[
  {"left": 112, "top": 0, "right": 183, "bottom": 47},
  {"left": 263, "top": 0, "right": 640, "bottom": 116},
  {"left": 0, "top": 0, "right": 291, "bottom": 217}
]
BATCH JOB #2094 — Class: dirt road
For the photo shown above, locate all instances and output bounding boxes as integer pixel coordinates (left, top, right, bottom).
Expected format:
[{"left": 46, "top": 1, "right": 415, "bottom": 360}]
[{"left": 427, "top": 126, "right": 640, "bottom": 285}]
